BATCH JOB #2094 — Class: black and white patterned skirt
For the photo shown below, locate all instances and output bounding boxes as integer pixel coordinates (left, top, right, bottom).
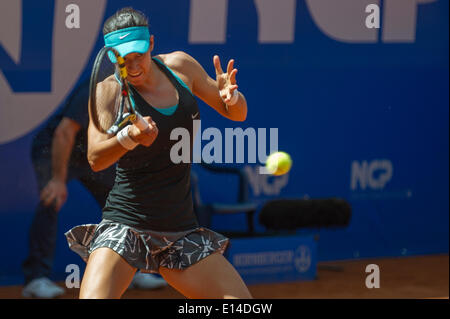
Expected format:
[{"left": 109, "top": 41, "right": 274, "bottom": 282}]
[{"left": 64, "top": 219, "right": 229, "bottom": 274}]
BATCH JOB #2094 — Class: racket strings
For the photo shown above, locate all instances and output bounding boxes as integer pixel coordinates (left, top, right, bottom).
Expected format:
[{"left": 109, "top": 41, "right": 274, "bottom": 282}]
[
  {"left": 91, "top": 47, "right": 125, "bottom": 133},
  {"left": 96, "top": 85, "right": 121, "bottom": 132}
]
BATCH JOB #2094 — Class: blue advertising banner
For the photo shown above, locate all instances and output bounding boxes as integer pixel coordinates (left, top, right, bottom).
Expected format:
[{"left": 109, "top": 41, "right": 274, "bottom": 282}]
[
  {"left": 0, "top": 0, "right": 448, "bottom": 285},
  {"left": 225, "top": 235, "right": 317, "bottom": 284}
]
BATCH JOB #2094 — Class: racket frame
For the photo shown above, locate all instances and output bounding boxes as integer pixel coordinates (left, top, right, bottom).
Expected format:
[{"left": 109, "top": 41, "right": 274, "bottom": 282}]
[{"left": 89, "top": 46, "right": 147, "bottom": 135}]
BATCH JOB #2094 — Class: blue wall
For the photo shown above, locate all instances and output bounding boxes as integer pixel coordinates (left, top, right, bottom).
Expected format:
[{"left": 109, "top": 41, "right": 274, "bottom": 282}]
[{"left": 0, "top": 0, "right": 448, "bottom": 285}]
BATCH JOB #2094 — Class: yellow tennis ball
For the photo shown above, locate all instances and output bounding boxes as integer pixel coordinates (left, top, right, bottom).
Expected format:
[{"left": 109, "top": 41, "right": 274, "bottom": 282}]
[{"left": 266, "top": 151, "right": 292, "bottom": 176}]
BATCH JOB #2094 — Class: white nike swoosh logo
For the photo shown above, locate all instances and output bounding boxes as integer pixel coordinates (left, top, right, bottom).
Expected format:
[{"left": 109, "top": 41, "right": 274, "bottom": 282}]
[
  {"left": 191, "top": 112, "right": 199, "bottom": 119},
  {"left": 119, "top": 33, "right": 131, "bottom": 40}
]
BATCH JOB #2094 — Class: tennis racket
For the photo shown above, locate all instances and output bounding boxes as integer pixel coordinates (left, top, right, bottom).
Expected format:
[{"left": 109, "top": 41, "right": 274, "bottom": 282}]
[{"left": 89, "top": 46, "right": 148, "bottom": 135}]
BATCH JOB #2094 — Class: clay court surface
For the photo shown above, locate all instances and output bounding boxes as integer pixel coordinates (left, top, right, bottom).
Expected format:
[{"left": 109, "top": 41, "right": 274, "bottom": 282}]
[{"left": 0, "top": 254, "right": 447, "bottom": 299}]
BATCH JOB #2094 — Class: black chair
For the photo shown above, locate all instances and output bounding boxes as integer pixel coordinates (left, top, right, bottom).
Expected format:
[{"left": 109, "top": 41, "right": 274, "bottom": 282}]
[
  {"left": 258, "top": 198, "right": 352, "bottom": 272},
  {"left": 258, "top": 198, "right": 352, "bottom": 232},
  {"left": 191, "top": 162, "right": 258, "bottom": 237}
]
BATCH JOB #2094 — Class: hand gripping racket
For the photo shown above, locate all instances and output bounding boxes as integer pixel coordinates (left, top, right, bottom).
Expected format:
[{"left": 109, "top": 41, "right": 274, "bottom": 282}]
[{"left": 89, "top": 46, "right": 148, "bottom": 135}]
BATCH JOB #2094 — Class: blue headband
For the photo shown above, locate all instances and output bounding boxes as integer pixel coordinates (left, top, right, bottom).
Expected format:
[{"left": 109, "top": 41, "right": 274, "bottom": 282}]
[{"left": 104, "top": 26, "right": 150, "bottom": 63}]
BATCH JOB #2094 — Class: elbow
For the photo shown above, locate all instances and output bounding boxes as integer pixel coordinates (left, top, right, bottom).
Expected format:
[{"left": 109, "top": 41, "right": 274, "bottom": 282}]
[
  {"left": 235, "top": 102, "right": 248, "bottom": 122},
  {"left": 233, "top": 109, "right": 247, "bottom": 122},
  {"left": 89, "top": 163, "right": 102, "bottom": 172},
  {"left": 87, "top": 141, "right": 105, "bottom": 172},
  {"left": 237, "top": 112, "right": 247, "bottom": 122},
  {"left": 88, "top": 160, "right": 101, "bottom": 172},
  {"left": 233, "top": 116, "right": 246, "bottom": 122},
  {"left": 87, "top": 154, "right": 102, "bottom": 172},
  {"left": 88, "top": 152, "right": 115, "bottom": 172}
]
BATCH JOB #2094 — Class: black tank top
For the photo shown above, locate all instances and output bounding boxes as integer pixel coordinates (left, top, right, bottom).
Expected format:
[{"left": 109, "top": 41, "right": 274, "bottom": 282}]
[{"left": 102, "top": 58, "right": 200, "bottom": 231}]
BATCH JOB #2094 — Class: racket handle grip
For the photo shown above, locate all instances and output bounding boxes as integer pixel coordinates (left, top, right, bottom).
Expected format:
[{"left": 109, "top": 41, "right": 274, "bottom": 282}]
[{"left": 132, "top": 113, "right": 149, "bottom": 132}]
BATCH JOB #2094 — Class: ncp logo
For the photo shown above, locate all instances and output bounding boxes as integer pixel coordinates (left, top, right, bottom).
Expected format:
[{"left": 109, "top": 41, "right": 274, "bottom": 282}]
[
  {"left": 350, "top": 159, "right": 393, "bottom": 191},
  {"left": 244, "top": 165, "right": 289, "bottom": 197},
  {"left": 294, "top": 245, "right": 311, "bottom": 273},
  {"left": 0, "top": 0, "right": 107, "bottom": 144}
]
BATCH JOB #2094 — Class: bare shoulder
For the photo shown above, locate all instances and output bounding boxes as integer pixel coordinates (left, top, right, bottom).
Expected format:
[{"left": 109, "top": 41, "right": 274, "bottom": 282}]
[
  {"left": 156, "top": 51, "right": 197, "bottom": 68},
  {"left": 155, "top": 51, "right": 203, "bottom": 76}
]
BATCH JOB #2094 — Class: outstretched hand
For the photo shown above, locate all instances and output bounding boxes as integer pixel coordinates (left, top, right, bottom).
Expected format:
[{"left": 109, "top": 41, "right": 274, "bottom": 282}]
[{"left": 213, "top": 55, "right": 238, "bottom": 108}]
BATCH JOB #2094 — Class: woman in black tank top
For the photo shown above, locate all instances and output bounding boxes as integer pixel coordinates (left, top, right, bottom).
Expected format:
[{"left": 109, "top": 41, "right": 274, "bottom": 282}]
[{"left": 65, "top": 7, "right": 251, "bottom": 299}]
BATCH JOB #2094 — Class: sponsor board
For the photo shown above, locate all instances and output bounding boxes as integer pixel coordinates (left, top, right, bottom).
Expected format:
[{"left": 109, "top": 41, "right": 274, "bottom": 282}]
[{"left": 225, "top": 234, "right": 317, "bottom": 284}]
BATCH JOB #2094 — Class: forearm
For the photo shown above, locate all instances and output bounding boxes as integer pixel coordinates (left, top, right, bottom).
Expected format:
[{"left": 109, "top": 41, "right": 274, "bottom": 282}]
[
  {"left": 51, "top": 130, "right": 76, "bottom": 182},
  {"left": 225, "top": 91, "right": 247, "bottom": 122}
]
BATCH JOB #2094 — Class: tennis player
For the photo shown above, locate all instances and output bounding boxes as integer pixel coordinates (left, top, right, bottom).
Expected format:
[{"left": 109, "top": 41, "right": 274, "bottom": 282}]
[{"left": 65, "top": 7, "right": 252, "bottom": 299}]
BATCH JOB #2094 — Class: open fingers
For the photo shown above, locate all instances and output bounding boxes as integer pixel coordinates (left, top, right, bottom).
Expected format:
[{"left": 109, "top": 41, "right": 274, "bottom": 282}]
[
  {"left": 227, "top": 59, "right": 234, "bottom": 75},
  {"left": 229, "top": 69, "right": 238, "bottom": 85},
  {"left": 223, "top": 85, "right": 239, "bottom": 102},
  {"left": 213, "top": 55, "right": 224, "bottom": 76}
]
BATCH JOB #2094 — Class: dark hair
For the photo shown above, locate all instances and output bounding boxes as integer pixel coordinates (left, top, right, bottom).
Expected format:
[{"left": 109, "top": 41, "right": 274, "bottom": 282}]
[{"left": 103, "top": 7, "right": 149, "bottom": 35}]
